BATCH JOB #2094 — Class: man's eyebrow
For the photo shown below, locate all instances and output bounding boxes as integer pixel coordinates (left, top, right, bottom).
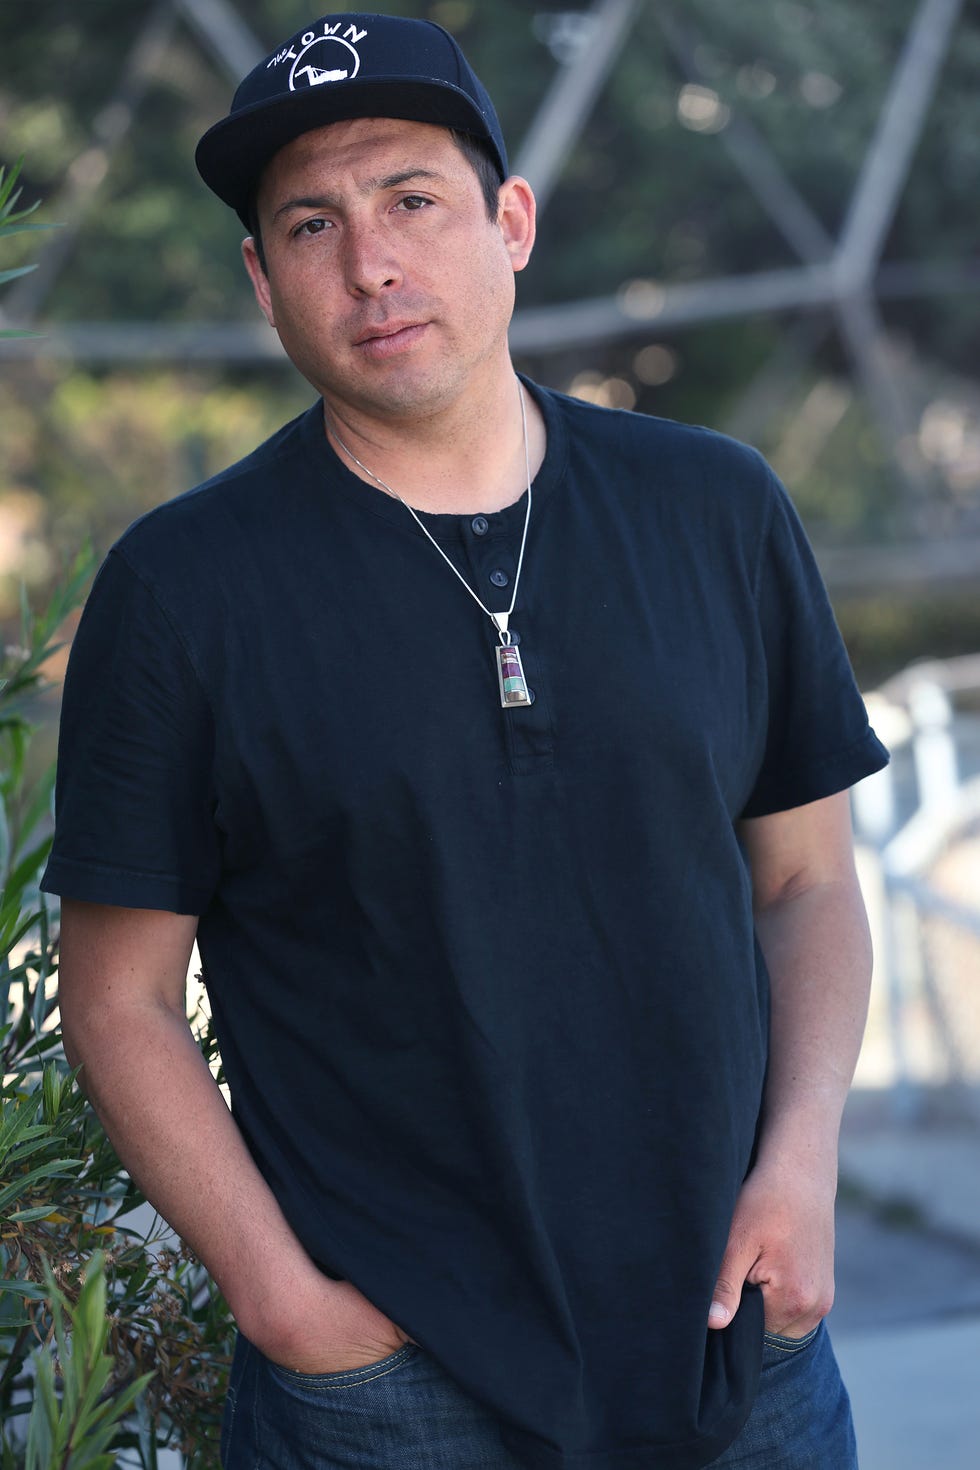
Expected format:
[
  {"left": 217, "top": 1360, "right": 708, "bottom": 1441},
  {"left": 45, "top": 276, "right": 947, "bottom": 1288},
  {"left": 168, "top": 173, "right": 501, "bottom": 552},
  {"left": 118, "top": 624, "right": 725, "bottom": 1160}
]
[
  {"left": 272, "top": 195, "right": 336, "bottom": 221},
  {"left": 375, "top": 167, "right": 443, "bottom": 190},
  {"left": 272, "top": 169, "right": 444, "bottom": 222}
]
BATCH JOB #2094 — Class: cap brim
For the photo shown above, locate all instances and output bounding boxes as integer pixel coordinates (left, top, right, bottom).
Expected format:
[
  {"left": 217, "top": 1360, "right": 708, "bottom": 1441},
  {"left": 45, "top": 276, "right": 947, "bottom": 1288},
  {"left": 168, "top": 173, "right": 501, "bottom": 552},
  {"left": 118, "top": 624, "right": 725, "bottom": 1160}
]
[{"left": 195, "top": 78, "right": 506, "bottom": 226}]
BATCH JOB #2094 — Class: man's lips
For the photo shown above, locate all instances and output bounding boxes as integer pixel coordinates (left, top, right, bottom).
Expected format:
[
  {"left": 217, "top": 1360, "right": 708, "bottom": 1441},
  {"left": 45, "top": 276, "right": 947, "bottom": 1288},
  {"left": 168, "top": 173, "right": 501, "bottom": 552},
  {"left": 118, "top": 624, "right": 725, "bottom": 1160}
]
[{"left": 353, "top": 322, "right": 429, "bottom": 358}]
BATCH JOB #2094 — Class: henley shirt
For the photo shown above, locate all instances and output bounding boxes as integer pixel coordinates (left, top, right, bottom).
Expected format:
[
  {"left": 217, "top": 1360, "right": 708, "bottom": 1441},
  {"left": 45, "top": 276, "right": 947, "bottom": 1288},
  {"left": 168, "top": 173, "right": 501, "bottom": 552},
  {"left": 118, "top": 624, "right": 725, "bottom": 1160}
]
[{"left": 43, "top": 381, "right": 888, "bottom": 1468}]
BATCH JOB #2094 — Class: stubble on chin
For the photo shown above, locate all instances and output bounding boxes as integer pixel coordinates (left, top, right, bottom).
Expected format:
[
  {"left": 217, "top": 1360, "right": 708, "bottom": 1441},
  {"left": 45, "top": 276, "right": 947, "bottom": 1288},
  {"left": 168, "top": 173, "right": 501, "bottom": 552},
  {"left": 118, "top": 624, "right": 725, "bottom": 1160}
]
[{"left": 318, "top": 336, "right": 492, "bottom": 426}]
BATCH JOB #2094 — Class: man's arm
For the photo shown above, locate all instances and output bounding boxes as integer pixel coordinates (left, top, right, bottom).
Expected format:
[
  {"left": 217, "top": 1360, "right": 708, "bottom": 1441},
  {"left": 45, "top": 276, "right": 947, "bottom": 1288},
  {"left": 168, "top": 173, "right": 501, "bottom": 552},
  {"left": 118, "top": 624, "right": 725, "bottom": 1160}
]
[
  {"left": 58, "top": 899, "right": 411, "bottom": 1371},
  {"left": 707, "top": 790, "right": 872, "bottom": 1335}
]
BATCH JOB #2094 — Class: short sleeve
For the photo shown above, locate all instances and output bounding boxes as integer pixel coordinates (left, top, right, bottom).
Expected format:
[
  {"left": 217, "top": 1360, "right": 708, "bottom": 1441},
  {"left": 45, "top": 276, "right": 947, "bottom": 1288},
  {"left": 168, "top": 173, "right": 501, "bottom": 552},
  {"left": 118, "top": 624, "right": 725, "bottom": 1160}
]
[
  {"left": 740, "top": 475, "right": 888, "bottom": 818},
  {"left": 41, "top": 550, "right": 220, "bottom": 914}
]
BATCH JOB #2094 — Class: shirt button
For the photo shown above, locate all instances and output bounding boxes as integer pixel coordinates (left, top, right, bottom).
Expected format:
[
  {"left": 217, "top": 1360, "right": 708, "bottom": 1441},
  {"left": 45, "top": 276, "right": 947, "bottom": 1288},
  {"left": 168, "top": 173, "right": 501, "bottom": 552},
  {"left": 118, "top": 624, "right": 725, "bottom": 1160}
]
[
  {"left": 471, "top": 515, "right": 489, "bottom": 536},
  {"left": 489, "top": 568, "right": 509, "bottom": 588}
]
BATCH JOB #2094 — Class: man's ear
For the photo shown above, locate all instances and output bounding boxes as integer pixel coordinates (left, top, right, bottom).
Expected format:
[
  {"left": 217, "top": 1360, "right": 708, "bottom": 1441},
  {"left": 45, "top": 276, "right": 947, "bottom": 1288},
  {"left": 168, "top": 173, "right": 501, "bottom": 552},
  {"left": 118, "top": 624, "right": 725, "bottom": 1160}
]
[
  {"left": 497, "top": 176, "right": 536, "bottom": 274},
  {"left": 242, "top": 236, "right": 276, "bottom": 327}
]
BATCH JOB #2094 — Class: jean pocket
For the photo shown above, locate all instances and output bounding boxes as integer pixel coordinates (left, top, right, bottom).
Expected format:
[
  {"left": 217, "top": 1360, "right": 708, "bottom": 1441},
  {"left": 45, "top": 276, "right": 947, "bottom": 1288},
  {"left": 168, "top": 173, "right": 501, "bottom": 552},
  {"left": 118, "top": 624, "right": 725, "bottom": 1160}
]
[
  {"left": 265, "top": 1342, "right": 419, "bottom": 1392},
  {"left": 762, "top": 1322, "right": 822, "bottom": 1355}
]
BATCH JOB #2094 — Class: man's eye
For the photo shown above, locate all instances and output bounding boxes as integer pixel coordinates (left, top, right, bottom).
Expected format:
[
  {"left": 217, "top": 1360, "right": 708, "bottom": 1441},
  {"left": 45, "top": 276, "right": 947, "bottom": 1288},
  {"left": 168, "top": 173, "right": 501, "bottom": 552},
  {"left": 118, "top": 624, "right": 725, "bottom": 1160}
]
[
  {"left": 293, "top": 218, "right": 329, "bottom": 238},
  {"left": 397, "top": 195, "right": 430, "bottom": 211}
]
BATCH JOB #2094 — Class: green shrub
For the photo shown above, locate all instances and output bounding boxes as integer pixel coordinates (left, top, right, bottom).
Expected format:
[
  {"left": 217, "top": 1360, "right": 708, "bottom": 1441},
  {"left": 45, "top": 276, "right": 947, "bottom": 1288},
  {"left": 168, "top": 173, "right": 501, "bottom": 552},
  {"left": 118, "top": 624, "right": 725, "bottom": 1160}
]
[
  {"left": 1, "top": 170, "right": 233, "bottom": 1465},
  {"left": 0, "top": 564, "right": 235, "bottom": 1466}
]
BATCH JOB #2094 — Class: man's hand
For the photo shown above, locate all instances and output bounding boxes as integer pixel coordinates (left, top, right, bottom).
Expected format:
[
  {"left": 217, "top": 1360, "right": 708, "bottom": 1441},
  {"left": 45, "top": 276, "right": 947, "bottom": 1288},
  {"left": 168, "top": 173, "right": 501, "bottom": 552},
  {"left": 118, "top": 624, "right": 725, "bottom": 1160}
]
[
  {"left": 707, "top": 1153, "right": 837, "bottom": 1337},
  {"left": 246, "top": 1268, "right": 415, "bottom": 1375},
  {"left": 707, "top": 791, "right": 874, "bottom": 1337}
]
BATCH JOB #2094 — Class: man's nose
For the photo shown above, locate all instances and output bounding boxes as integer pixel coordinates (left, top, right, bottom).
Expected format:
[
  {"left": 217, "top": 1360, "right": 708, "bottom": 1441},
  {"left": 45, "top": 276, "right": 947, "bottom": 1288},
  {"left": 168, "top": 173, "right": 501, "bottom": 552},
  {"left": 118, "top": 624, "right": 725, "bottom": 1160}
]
[{"left": 344, "top": 222, "right": 401, "bottom": 297}]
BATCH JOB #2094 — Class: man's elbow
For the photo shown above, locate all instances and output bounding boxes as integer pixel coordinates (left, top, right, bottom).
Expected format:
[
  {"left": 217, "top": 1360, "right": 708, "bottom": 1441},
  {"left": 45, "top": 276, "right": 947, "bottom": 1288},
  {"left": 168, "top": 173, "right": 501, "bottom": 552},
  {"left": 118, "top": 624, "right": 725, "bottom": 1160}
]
[
  {"left": 59, "top": 999, "right": 97, "bottom": 1079},
  {"left": 61, "top": 1025, "right": 81, "bottom": 1071}
]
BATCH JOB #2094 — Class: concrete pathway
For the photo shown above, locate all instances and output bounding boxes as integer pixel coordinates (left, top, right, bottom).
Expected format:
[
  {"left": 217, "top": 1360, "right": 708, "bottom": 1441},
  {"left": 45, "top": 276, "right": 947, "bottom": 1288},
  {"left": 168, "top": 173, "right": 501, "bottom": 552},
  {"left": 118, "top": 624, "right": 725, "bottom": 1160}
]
[
  {"left": 832, "top": 1085, "right": 980, "bottom": 1470},
  {"left": 836, "top": 1316, "right": 980, "bottom": 1470}
]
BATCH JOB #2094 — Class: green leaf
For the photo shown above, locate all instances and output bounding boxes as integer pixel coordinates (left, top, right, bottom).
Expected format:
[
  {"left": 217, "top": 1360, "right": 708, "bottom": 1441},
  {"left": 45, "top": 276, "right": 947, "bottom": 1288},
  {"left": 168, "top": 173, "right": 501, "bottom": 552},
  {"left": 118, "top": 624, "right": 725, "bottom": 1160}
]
[
  {"left": 0, "top": 1091, "right": 42, "bottom": 1161},
  {"left": 0, "top": 800, "right": 10, "bottom": 890},
  {"left": 135, "top": 1393, "right": 156, "bottom": 1467},
  {"left": 0, "top": 159, "right": 27, "bottom": 212},
  {"left": 71, "top": 1349, "right": 114, "bottom": 1435},
  {"left": 5, "top": 1201, "right": 69, "bottom": 1222},
  {"left": 0, "top": 908, "right": 42, "bottom": 961},
  {"left": 1, "top": 1134, "right": 59, "bottom": 1168},
  {"left": 0, "top": 222, "right": 54, "bottom": 238},
  {"left": 18, "top": 765, "right": 57, "bottom": 853},
  {"left": 0, "top": 1277, "right": 50, "bottom": 1300},
  {"left": 25, "top": 1351, "right": 57, "bottom": 1470},
  {"left": 0, "top": 1312, "right": 32, "bottom": 1331},
  {"left": 0, "top": 890, "right": 23, "bottom": 934},
  {"left": 77, "top": 1250, "right": 108, "bottom": 1370},
  {"left": 48, "top": 1270, "right": 74, "bottom": 1425},
  {"left": 42, "top": 1059, "right": 64, "bottom": 1122},
  {"left": 8, "top": 835, "right": 54, "bottom": 901},
  {"left": 30, "top": 967, "right": 47, "bottom": 1041},
  {"left": 66, "top": 1373, "right": 156, "bottom": 1463},
  {"left": 0, "top": 1155, "right": 84, "bottom": 1214},
  {"left": 0, "top": 264, "right": 37, "bottom": 287}
]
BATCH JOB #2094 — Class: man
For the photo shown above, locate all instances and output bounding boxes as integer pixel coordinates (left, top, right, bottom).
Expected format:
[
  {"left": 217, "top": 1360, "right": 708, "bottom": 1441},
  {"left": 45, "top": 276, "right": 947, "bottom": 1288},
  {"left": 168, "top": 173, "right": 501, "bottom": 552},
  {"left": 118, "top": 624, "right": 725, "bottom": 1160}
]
[{"left": 44, "top": 12, "right": 888, "bottom": 1469}]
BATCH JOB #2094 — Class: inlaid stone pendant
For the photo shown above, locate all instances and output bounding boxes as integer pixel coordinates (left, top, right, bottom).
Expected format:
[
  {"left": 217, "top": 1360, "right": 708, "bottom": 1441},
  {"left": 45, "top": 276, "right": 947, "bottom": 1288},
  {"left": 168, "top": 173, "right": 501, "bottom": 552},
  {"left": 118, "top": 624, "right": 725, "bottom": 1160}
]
[{"left": 496, "top": 641, "right": 532, "bottom": 708}]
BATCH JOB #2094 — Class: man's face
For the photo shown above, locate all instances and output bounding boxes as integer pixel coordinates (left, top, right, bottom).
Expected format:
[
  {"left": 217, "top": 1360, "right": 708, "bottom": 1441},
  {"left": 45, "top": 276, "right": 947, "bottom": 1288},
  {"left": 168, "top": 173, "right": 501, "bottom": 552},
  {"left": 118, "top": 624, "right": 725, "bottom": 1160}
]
[{"left": 242, "top": 117, "right": 535, "bottom": 425}]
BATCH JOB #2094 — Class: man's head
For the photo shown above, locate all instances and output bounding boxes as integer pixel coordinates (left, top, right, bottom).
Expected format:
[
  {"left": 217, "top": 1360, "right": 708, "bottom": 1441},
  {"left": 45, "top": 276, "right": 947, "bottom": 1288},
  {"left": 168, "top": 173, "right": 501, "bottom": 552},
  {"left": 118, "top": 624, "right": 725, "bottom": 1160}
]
[
  {"left": 195, "top": 13, "right": 508, "bottom": 231},
  {"left": 236, "top": 114, "right": 534, "bottom": 424},
  {"left": 196, "top": 15, "right": 533, "bottom": 427}
]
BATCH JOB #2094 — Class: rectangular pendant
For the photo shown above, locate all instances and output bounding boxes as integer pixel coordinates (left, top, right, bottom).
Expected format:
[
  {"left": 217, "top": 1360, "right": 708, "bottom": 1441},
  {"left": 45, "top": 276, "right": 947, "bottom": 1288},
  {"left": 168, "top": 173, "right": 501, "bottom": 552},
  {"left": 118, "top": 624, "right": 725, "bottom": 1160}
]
[{"left": 496, "top": 642, "right": 532, "bottom": 709}]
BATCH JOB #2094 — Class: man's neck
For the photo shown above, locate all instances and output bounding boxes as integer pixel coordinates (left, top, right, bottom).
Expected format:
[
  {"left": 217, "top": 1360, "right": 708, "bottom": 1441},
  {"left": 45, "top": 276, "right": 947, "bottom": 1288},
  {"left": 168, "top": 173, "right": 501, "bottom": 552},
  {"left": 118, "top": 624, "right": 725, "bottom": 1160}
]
[{"left": 321, "top": 372, "right": 547, "bottom": 515}]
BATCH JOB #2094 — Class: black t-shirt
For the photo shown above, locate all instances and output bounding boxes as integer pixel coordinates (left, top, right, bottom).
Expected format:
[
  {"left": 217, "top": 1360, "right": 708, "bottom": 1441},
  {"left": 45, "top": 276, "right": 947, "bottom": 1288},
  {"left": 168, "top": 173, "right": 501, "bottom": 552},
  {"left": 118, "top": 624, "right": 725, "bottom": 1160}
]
[{"left": 43, "top": 383, "right": 888, "bottom": 1469}]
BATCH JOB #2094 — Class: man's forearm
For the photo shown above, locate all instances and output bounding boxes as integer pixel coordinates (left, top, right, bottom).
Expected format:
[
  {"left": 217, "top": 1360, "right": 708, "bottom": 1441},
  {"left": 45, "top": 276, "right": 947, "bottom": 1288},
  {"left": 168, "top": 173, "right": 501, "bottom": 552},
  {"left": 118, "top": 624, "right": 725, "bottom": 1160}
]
[
  {"left": 65, "top": 998, "right": 323, "bottom": 1352},
  {"left": 753, "top": 871, "right": 872, "bottom": 1167},
  {"left": 709, "top": 798, "right": 873, "bottom": 1333}
]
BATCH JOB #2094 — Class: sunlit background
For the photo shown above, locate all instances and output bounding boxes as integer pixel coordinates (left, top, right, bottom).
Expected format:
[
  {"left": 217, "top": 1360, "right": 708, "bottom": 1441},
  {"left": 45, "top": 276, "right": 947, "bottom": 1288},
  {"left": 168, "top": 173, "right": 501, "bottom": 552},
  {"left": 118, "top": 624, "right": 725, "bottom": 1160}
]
[{"left": 2, "top": 2, "right": 978, "bottom": 1466}]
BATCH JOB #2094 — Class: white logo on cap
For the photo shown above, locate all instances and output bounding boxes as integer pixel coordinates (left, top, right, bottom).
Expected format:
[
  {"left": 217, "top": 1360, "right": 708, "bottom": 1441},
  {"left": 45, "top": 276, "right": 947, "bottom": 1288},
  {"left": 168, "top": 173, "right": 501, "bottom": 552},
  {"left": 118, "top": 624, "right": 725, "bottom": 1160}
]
[{"left": 289, "top": 32, "right": 363, "bottom": 90}]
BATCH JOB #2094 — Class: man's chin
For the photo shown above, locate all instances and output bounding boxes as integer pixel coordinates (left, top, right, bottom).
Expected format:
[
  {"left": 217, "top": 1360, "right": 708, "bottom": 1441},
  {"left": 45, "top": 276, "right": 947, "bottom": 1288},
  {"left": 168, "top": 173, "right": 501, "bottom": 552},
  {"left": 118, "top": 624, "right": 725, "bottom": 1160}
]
[{"left": 318, "top": 362, "right": 467, "bottom": 424}]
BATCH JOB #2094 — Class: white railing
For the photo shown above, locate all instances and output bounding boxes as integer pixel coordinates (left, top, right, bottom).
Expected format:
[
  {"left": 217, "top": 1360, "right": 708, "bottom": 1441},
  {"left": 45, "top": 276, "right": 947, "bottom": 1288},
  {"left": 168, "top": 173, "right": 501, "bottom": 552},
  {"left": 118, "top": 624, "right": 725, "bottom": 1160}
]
[{"left": 853, "top": 657, "right": 980, "bottom": 1119}]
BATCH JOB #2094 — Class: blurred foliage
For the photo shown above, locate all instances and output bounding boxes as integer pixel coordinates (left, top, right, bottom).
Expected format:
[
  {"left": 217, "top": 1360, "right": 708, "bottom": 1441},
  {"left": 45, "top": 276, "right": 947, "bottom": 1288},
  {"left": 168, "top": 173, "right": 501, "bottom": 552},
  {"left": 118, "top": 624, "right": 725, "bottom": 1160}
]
[
  {"left": 0, "top": 0, "right": 979, "bottom": 678},
  {"left": 1, "top": 363, "right": 311, "bottom": 593},
  {"left": 0, "top": 158, "right": 54, "bottom": 335},
  {"left": 838, "top": 590, "right": 980, "bottom": 691},
  {"left": 0, "top": 565, "right": 235, "bottom": 1466}
]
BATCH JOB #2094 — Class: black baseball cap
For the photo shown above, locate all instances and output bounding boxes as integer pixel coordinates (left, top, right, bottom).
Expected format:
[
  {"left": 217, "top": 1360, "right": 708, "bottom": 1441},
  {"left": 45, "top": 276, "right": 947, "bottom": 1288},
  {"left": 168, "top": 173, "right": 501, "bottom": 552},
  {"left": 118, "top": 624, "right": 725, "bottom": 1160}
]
[{"left": 195, "top": 12, "right": 508, "bottom": 226}]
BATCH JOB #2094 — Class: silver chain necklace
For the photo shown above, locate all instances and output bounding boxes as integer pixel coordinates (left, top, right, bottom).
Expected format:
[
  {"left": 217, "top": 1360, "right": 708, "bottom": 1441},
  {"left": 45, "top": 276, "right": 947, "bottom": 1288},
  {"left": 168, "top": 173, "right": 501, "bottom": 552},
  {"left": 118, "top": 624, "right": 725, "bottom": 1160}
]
[{"left": 329, "top": 380, "right": 534, "bottom": 709}]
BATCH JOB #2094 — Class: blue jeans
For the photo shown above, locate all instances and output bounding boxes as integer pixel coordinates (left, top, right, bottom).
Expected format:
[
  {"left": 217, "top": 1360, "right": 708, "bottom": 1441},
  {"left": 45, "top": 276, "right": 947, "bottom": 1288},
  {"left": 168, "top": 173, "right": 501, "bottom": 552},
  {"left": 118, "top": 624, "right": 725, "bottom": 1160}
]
[{"left": 221, "top": 1321, "right": 857, "bottom": 1469}]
